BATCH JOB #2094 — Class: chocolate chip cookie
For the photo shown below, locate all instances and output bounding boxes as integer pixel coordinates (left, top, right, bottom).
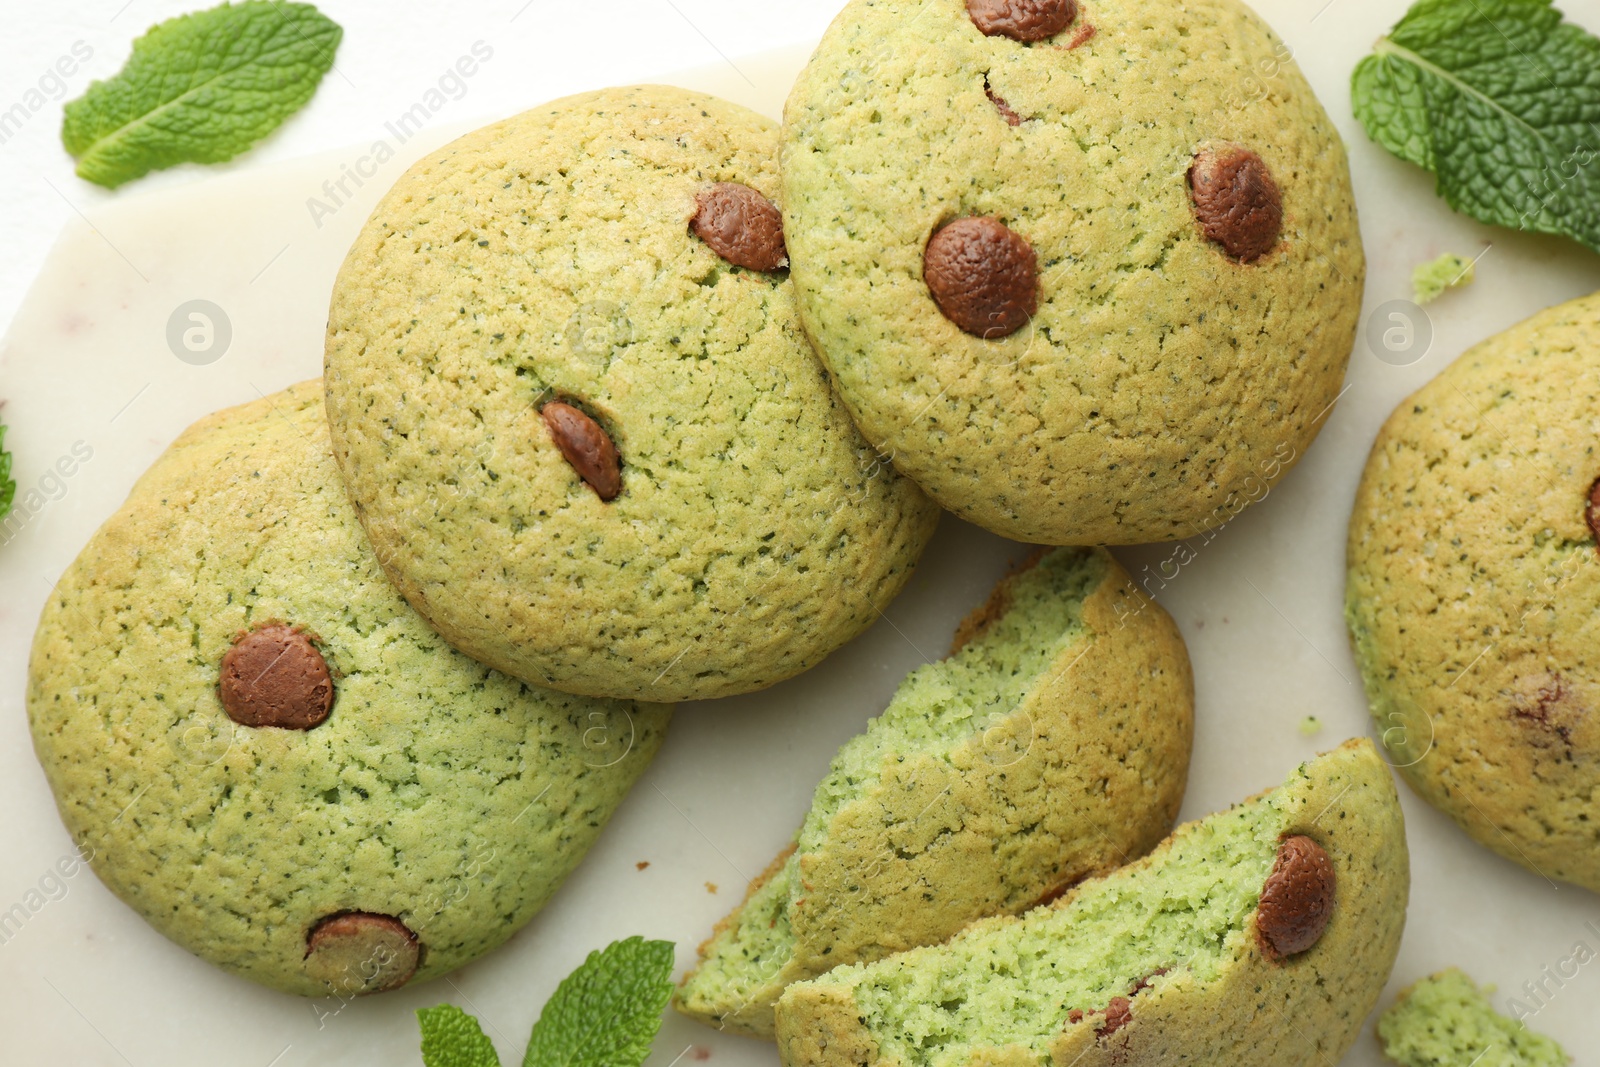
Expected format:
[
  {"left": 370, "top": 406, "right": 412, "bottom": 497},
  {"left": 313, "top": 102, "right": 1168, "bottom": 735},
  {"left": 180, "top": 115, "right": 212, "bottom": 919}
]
[
  {"left": 774, "top": 741, "right": 1407, "bottom": 1067},
  {"left": 1347, "top": 290, "right": 1600, "bottom": 893},
  {"left": 781, "top": 0, "right": 1363, "bottom": 544},
  {"left": 27, "top": 381, "right": 670, "bottom": 996},
  {"left": 324, "top": 85, "right": 939, "bottom": 702}
]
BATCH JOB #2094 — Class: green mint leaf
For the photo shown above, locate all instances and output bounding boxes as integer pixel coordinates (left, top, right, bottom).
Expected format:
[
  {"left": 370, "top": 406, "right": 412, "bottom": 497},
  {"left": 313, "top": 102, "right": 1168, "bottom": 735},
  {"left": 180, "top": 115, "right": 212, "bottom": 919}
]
[
  {"left": 418, "top": 1005, "right": 503, "bottom": 1067},
  {"left": 61, "top": 0, "right": 342, "bottom": 188},
  {"left": 0, "top": 420, "right": 14, "bottom": 523},
  {"left": 521, "top": 937, "right": 676, "bottom": 1067},
  {"left": 1351, "top": 0, "right": 1600, "bottom": 254}
]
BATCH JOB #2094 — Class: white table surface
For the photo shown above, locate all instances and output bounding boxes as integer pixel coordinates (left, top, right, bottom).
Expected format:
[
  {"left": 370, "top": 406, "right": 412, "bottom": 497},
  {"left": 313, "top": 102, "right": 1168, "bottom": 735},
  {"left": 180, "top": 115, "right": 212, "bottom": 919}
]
[
  {"left": 2, "top": 1, "right": 1600, "bottom": 1065},
  {"left": 0, "top": 0, "right": 845, "bottom": 340}
]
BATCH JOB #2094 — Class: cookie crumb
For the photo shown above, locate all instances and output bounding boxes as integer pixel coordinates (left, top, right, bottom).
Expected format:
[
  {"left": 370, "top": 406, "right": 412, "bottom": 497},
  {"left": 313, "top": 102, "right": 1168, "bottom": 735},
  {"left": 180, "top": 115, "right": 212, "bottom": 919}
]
[
  {"left": 705, "top": 881, "right": 718, "bottom": 894},
  {"left": 1298, "top": 716, "right": 1322, "bottom": 737},
  {"left": 1412, "top": 252, "right": 1475, "bottom": 305},
  {"left": 636, "top": 861, "right": 650, "bottom": 871},
  {"left": 1379, "top": 968, "right": 1567, "bottom": 1067}
]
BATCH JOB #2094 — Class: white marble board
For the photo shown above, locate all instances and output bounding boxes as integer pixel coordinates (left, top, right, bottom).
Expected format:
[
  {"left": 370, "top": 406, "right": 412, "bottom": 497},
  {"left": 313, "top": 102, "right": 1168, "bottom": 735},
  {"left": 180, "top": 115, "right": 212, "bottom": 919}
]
[{"left": 2, "top": 7, "right": 1600, "bottom": 1065}]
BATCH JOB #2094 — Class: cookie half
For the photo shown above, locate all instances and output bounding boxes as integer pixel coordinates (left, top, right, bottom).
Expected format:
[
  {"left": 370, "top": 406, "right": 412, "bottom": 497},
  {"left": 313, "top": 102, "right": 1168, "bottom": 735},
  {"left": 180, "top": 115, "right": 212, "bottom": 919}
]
[
  {"left": 775, "top": 740, "right": 1406, "bottom": 1067},
  {"left": 1347, "top": 290, "right": 1600, "bottom": 892},
  {"left": 677, "top": 547, "right": 1194, "bottom": 1037},
  {"left": 781, "top": 0, "right": 1362, "bottom": 544},
  {"left": 324, "top": 85, "right": 939, "bottom": 702},
  {"left": 27, "top": 381, "right": 670, "bottom": 996}
]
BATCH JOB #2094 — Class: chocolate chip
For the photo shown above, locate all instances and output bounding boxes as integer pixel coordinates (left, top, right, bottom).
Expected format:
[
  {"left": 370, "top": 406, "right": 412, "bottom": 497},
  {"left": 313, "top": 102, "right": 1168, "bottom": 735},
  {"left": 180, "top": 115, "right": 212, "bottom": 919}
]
[
  {"left": 1099, "top": 996, "right": 1132, "bottom": 1035},
  {"left": 1065, "top": 23, "right": 1097, "bottom": 49},
  {"left": 968, "top": 0, "right": 1077, "bottom": 41},
  {"left": 691, "top": 182, "right": 788, "bottom": 272},
  {"left": 924, "top": 217, "right": 1039, "bottom": 339},
  {"left": 1188, "top": 145, "right": 1283, "bottom": 262},
  {"left": 1066, "top": 993, "right": 1136, "bottom": 1038},
  {"left": 542, "top": 400, "right": 621, "bottom": 501},
  {"left": 1257, "top": 834, "right": 1335, "bottom": 960},
  {"left": 1130, "top": 968, "right": 1168, "bottom": 995},
  {"left": 984, "top": 77, "right": 1023, "bottom": 126},
  {"left": 1586, "top": 477, "right": 1600, "bottom": 554},
  {"left": 218, "top": 624, "right": 333, "bottom": 730},
  {"left": 304, "top": 912, "right": 420, "bottom": 994}
]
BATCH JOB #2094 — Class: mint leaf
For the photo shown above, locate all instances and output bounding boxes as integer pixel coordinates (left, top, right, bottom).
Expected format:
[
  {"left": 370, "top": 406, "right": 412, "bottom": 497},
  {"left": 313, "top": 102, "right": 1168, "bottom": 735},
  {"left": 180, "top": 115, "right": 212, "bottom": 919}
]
[
  {"left": 415, "top": 939, "right": 675, "bottom": 1067},
  {"left": 62, "top": 1, "right": 342, "bottom": 188},
  {"left": 1352, "top": 0, "right": 1600, "bottom": 254},
  {"left": 419, "top": 1005, "right": 502, "bottom": 1067},
  {"left": 0, "top": 420, "right": 13, "bottom": 523},
  {"left": 521, "top": 937, "right": 675, "bottom": 1067}
]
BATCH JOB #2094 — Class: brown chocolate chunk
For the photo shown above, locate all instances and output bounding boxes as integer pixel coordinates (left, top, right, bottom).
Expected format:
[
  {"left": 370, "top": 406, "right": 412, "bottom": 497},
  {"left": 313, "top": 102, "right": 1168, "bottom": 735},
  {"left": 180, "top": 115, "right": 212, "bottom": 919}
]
[
  {"left": 1066, "top": 992, "right": 1137, "bottom": 1037},
  {"left": 985, "top": 79, "right": 1023, "bottom": 126},
  {"left": 691, "top": 182, "right": 788, "bottom": 272},
  {"left": 542, "top": 400, "right": 622, "bottom": 501},
  {"left": 1130, "top": 967, "right": 1168, "bottom": 994},
  {"left": 1188, "top": 145, "right": 1283, "bottom": 262},
  {"left": 218, "top": 624, "right": 333, "bottom": 730},
  {"left": 304, "top": 912, "right": 420, "bottom": 994},
  {"left": 924, "top": 217, "right": 1039, "bottom": 339},
  {"left": 1099, "top": 996, "right": 1133, "bottom": 1035},
  {"left": 1586, "top": 477, "right": 1600, "bottom": 554},
  {"left": 1065, "top": 23, "right": 1097, "bottom": 48},
  {"left": 968, "top": 0, "right": 1077, "bottom": 41},
  {"left": 1257, "top": 834, "right": 1335, "bottom": 959}
]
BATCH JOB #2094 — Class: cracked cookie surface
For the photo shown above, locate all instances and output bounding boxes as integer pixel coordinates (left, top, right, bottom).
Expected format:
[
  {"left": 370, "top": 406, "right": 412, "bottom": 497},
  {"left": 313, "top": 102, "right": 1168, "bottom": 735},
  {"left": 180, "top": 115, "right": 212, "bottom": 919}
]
[
  {"left": 27, "top": 381, "right": 670, "bottom": 996},
  {"left": 325, "top": 85, "right": 939, "bottom": 702},
  {"left": 1347, "top": 291, "right": 1600, "bottom": 893},
  {"left": 781, "top": 0, "right": 1363, "bottom": 544}
]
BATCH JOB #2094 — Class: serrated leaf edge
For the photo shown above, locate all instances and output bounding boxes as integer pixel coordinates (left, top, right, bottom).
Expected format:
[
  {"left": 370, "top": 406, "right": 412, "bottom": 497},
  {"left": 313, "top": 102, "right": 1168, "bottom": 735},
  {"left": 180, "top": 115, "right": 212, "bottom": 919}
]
[
  {"left": 64, "top": 1, "right": 341, "bottom": 187},
  {"left": 1371, "top": 35, "right": 1549, "bottom": 143}
]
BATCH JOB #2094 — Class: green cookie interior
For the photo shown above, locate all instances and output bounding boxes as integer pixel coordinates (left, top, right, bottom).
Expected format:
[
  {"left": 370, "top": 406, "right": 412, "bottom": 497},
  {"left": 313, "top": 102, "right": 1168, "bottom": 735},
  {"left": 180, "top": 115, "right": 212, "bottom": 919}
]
[
  {"left": 1378, "top": 968, "right": 1569, "bottom": 1067},
  {"left": 680, "top": 549, "right": 1108, "bottom": 1018},
  {"left": 834, "top": 794, "right": 1280, "bottom": 1067}
]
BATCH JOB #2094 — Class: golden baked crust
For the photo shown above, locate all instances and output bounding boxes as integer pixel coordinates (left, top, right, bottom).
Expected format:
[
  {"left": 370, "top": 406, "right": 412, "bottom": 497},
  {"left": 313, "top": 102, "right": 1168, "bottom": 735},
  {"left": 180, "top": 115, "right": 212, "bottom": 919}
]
[
  {"left": 27, "top": 381, "right": 670, "bottom": 996},
  {"left": 677, "top": 548, "right": 1194, "bottom": 1037},
  {"left": 774, "top": 741, "right": 1407, "bottom": 1067},
  {"left": 324, "top": 85, "right": 939, "bottom": 702},
  {"left": 781, "top": 0, "right": 1363, "bottom": 544},
  {"left": 1347, "top": 290, "right": 1600, "bottom": 892}
]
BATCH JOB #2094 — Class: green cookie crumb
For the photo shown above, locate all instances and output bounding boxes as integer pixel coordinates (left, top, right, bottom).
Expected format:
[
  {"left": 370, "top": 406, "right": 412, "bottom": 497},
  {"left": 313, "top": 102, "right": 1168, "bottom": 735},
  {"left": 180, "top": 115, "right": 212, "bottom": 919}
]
[
  {"left": 1378, "top": 968, "right": 1569, "bottom": 1066},
  {"left": 1412, "top": 253, "right": 1475, "bottom": 304},
  {"left": 1299, "top": 716, "right": 1323, "bottom": 737}
]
